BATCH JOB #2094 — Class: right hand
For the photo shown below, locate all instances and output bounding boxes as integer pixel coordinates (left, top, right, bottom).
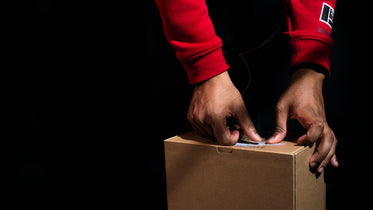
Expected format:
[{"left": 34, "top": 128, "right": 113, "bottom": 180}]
[{"left": 187, "top": 71, "right": 262, "bottom": 145}]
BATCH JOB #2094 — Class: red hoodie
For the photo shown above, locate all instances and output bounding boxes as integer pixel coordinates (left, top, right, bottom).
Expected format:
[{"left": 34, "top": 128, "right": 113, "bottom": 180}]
[{"left": 155, "top": 0, "right": 336, "bottom": 84}]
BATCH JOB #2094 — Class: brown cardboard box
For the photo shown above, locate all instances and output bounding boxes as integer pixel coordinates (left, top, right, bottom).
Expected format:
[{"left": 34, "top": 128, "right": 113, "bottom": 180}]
[{"left": 164, "top": 132, "right": 325, "bottom": 210}]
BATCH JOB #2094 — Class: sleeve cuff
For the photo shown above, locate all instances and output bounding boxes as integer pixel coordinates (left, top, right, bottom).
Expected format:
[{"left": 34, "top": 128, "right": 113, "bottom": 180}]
[
  {"left": 288, "top": 31, "right": 333, "bottom": 76},
  {"left": 183, "top": 47, "right": 229, "bottom": 84}
]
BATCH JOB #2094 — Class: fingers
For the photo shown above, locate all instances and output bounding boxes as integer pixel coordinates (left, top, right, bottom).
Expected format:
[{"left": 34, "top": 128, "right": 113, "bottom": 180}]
[
  {"left": 296, "top": 121, "right": 324, "bottom": 145},
  {"left": 187, "top": 107, "right": 213, "bottom": 139},
  {"left": 309, "top": 128, "right": 338, "bottom": 173},
  {"left": 234, "top": 103, "right": 262, "bottom": 142},
  {"left": 188, "top": 112, "right": 240, "bottom": 146},
  {"left": 330, "top": 154, "right": 339, "bottom": 168},
  {"left": 188, "top": 103, "right": 258, "bottom": 145},
  {"left": 267, "top": 104, "right": 289, "bottom": 144},
  {"left": 211, "top": 116, "right": 240, "bottom": 145},
  {"left": 295, "top": 119, "right": 338, "bottom": 173}
]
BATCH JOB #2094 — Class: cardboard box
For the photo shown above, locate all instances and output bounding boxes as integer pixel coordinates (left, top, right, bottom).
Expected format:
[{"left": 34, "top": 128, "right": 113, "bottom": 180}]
[{"left": 164, "top": 132, "right": 325, "bottom": 210}]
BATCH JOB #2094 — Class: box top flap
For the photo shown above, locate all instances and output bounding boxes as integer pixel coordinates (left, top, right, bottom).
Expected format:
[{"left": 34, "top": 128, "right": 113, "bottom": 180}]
[{"left": 165, "top": 131, "right": 307, "bottom": 155}]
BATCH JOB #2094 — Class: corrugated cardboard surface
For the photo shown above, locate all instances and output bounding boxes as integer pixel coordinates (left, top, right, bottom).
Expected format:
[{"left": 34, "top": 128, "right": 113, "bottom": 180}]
[
  {"left": 164, "top": 132, "right": 325, "bottom": 210},
  {"left": 295, "top": 144, "right": 326, "bottom": 210}
]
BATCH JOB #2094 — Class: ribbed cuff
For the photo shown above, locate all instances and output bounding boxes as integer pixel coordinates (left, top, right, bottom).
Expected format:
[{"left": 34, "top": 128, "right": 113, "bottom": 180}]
[
  {"left": 288, "top": 31, "right": 333, "bottom": 76},
  {"left": 184, "top": 47, "right": 229, "bottom": 84}
]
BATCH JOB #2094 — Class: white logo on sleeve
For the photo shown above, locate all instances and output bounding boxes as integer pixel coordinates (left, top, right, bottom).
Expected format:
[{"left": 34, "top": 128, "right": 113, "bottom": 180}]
[{"left": 320, "top": 2, "right": 334, "bottom": 28}]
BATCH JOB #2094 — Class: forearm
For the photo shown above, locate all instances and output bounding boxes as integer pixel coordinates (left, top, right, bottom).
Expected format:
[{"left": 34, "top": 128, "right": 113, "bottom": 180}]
[
  {"left": 285, "top": 0, "right": 337, "bottom": 76},
  {"left": 155, "top": 0, "right": 229, "bottom": 84}
]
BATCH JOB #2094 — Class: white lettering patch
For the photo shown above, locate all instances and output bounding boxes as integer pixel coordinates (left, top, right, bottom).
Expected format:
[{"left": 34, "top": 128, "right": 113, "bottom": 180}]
[{"left": 320, "top": 2, "right": 334, "bottom": 28}]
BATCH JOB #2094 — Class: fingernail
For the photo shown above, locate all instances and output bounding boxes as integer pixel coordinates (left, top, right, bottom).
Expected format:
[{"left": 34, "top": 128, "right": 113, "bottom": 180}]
[
  {"left": 254, "top": 133, "right": 262, "bottom": 141},
  {"left": 267, "top": 136, "right": 276, "bottom": 143},
  {"left": 332, "top": 157, "right": 339, "bottom": 167},
  {"left": 317, "top": 167, "right": 324, "bottom": 173},
  {"left": 310, "top": 162, "right": 317, "bottom": 169}
]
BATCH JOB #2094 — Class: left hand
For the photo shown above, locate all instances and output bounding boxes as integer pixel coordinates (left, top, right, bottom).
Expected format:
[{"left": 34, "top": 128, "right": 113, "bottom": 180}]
[{"left": 267, "top": 68, "right": 339, "bottom": 173}]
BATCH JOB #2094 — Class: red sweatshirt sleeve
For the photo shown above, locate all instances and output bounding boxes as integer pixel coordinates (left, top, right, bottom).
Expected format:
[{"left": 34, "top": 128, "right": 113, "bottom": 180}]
[
  {"left": 286, "top": 0, "right": 336, "bottom": 75},
  {"left": 155, "top": 0, "right": 229, "bottom": 84}
]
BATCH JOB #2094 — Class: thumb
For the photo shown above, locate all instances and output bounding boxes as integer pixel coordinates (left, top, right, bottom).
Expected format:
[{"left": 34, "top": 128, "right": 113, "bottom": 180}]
[
  {"left": 234, "top": 104, "right": 262, "bottom": 142},
  {"left": 267, "top": 104, "right": 288, "bottom": 144}
]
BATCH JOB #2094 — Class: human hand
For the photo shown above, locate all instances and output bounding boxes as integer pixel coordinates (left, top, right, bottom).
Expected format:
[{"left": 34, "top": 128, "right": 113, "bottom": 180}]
[
  {"left": 267, "top": 68, "right": 339, "bottom": 173},
  {"left": 187, "top": 71, "right": 262, "bottom": 145}
]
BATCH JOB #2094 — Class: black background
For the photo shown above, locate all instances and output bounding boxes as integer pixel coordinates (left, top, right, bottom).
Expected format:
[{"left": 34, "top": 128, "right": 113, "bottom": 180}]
[{"left": 8, "top": 0, "right": 371, "bottom": 209}]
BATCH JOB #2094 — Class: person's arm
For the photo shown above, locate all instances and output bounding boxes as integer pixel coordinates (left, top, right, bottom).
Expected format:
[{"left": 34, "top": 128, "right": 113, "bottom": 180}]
[
  {"left": 268, "top": 68, "right": 338, "bottom": 173},
  {"left": 268, "top": 0, "right": 339, "bottom": 172},
  {"left": 155, "top": 0, "right": 262, "bottom": 144},
  {"left": 154, "top": 0, "right": 229, "bottom": 84}
]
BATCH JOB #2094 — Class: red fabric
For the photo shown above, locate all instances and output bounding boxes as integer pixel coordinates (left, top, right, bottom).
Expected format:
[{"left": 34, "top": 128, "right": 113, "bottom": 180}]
[
  {"left": 155, "top": 0, "right": 229, "bottom": 84},
  {"left": 286, "top": 0, "right": 336, "bottom": 75},
  {"left": 155, "top": 0, "right": 337, "bottom": 84}
]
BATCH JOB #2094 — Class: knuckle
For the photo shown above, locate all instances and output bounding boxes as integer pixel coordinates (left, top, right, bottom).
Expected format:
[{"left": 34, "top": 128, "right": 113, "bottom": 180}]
[
  {"left": 275, "top": 103, "right": 286, "bottom": 113},
  {"left": 291, "top": 108, "right": 302, "bottom": 118},
  {"left": 331, "top": 131, "right": 338, "bottom": 144},
  {"left": 313, "top": 150, "right": 328, "bottom": 162},
  {"left": 187, "top": 112, "right": 203, "bottom": 124},
  {"left": 314, "top": 120, "right": 325, "bottom": 130},
  {"left": 186, "top": 112, "right": 193, "bottom": 122},
  {"left": 187, "top": 112, "right": 196, "bottom": 122},
  {"left": 275, "top": 126, "right": 286, "bottom": 134},
  {"left": 322, "top": 153, "right": 334, "bottom": 166},
  {"left": 324, "top": 129, "right": 335, "bottom": 145}
]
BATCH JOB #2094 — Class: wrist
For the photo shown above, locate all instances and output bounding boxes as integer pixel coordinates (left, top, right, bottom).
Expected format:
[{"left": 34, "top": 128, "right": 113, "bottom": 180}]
[
  {"left": 291, "top": 68, "right": 325, "bottom": 82},
  {"left": 290, "top": 68, "right": 325, "bottom": 89},
  {"left": 290, "top": 63, "right": 329, "bottom": 78},
  {"left": 194, "top": 71, "right": 231, "bottom": 88}
]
